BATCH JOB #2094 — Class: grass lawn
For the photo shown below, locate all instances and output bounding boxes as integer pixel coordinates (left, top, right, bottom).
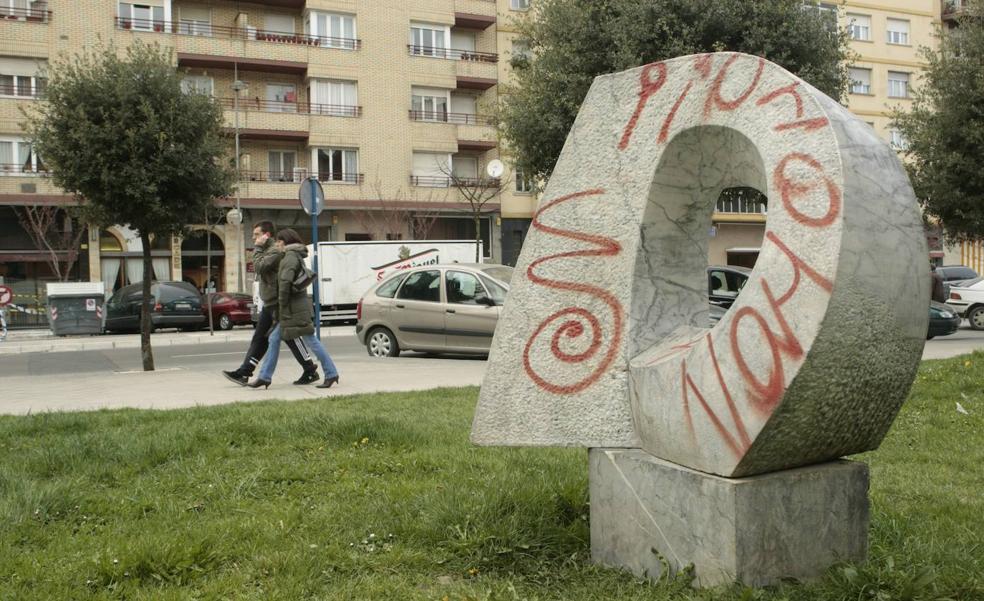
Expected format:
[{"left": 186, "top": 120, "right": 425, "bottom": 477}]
[{"left": 1, "top": 354, "right": 982, "bottom": 601}]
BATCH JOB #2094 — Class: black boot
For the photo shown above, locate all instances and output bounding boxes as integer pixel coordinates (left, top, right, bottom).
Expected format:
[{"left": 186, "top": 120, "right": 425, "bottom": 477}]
[
  {"left": 293, "top": 368, "right": 320, "bottom": 385},
  {"left": 316, "top": 375, "right": 339, "bottom": 389},
  {"left": 222, "top": 369, "right": 248, "bottom": 386}
]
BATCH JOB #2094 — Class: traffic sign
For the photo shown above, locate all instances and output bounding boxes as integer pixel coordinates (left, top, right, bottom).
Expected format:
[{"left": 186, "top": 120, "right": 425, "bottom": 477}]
[
  {"left": 0, "top": 285, "right": 12, "bottom": 307},
  {"left": 298, "top": 176, "right": 325, "bottom": 216}
]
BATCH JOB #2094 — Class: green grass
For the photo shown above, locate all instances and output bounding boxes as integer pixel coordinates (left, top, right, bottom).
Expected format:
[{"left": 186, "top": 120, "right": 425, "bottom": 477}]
[{"left": 0, "top": 353, "right": 982, "bottom": 601}]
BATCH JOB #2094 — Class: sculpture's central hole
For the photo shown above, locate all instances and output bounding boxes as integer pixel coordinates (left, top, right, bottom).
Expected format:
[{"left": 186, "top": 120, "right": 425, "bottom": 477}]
[{"left": 707, "top": 186, "right": 768, "bottom": 328}]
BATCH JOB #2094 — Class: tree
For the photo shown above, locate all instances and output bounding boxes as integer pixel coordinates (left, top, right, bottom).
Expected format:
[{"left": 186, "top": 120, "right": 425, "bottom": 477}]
[
  {"left": 14, "top": 205, "right": 87, "bottom": 281},
  {"left": 893, "top": 1, "right": 984, "bottom": 242},
  {"left": 501, "top": 0, "right": 853, "bottom": 181},
  {"left": 438, "top": 162, "right": 509, "bottom": 263},
  {"left": 24, "top": 42, "right": 234, "bottom": 370}
]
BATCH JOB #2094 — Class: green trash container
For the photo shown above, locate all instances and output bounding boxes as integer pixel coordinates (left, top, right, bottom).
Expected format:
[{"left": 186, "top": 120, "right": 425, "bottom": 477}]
[{"left": 46, "top": 282, "right": 106, "bottom": 336}]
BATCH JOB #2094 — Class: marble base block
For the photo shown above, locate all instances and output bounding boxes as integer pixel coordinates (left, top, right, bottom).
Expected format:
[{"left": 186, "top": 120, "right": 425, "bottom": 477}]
[{"left": 589, "top": 449, "right": 869, "bottom": 587}]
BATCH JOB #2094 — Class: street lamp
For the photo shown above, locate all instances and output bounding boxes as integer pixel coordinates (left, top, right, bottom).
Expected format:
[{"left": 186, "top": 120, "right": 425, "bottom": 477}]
[{"left": 232, "top": 75, "right": 248, "bottom": 293}]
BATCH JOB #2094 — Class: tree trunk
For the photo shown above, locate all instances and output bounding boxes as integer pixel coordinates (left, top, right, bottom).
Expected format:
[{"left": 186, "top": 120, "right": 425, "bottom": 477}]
[
  {"left": 474, "top": 213, "right": 481, "bottom": 262},
  {"left": 140, "top": 231, "right": 156, "bottom": 371}
]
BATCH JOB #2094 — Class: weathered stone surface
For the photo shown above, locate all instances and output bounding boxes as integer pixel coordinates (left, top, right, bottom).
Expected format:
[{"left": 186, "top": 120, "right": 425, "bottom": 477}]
[
  {"left": 472, "top": 52, "right": 927, "bottom": 476},
  {"left": 589, "top": 448, "right": 870, "bottom": 587}
]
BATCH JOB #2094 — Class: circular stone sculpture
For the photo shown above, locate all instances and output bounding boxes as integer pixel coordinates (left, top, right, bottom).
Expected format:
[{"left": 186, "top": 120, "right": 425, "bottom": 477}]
[{"left": 472, "top": 52, "right": 928, "bottom": 477}]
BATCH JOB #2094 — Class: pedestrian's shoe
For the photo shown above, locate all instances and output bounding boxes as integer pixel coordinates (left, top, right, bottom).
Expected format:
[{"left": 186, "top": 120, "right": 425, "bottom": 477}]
[
  {"left": 316, "top": 375, "right": 339, "bottom": 389},
  {"left": 222, "top": 369, "right": 248, "bottom": 386},
  {"left": 293, "top": 369, "right": 320, "bottom": 385},
  {"left": 247, "top": 378, "right": 271, "bottom": 389}
]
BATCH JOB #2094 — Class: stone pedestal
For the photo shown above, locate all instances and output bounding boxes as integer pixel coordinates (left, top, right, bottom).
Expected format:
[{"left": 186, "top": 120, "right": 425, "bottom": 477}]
[{"left": 589, "top": 449, "right": 869, "bottom": 587}]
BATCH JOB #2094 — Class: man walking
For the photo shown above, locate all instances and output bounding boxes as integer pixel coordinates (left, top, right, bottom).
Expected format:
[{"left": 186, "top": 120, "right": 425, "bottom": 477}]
[{"left": 222, "top": 221, "right": 320, "bottom": 385}]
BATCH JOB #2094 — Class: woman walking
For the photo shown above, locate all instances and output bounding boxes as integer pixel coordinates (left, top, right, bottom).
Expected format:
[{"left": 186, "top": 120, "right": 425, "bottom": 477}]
[{"left": 249, "top": 228, "right": 339, "bottom": 389}]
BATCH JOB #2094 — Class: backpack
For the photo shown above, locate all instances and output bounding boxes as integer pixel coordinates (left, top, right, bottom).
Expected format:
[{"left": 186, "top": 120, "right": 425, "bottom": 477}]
[{"left": 292, "top": 264, "right": 316, "bottom": 292}]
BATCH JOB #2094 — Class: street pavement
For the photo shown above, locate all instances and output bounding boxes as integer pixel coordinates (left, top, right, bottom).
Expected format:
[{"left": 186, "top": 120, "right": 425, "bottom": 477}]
[
  {"left": 1, "top": 323, "right": 983, "bottom": 415},
  {"left": 0, "top": 325, "right": 486, "bottom": 415}
]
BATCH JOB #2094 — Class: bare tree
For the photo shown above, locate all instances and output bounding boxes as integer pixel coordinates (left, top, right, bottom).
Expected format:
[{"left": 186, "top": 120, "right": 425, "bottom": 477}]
[
  {"left": 437, "top": 162, "right": 510, "bottom": 262},
  {"left": 351, "top": 179, "right": 443, "bottom": 240},
  {"left": 15, "top": 205, "right": 87, "bottom": 281}
]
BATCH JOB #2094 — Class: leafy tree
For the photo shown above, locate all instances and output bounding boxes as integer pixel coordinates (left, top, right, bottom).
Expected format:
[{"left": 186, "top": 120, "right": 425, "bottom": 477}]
[
  {"left": 893, "top": 1, "right": 984, "bottom": 242},
  {"left": 25, "top": 42, "right": 233, "bottom": 370},
  {"left": 501, "top": 0, "right": 853, "bottom": 181}
]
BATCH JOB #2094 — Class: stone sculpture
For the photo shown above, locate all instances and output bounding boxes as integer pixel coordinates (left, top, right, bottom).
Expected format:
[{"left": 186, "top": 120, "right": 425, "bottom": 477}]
[{"left": 472, "top": 52, "right": 928, "bottom": 586}]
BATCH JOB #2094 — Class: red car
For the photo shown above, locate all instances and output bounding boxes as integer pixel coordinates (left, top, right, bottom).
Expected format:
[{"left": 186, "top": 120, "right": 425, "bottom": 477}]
[{"left": 204, "top": 292, "right": 254, "bottom": 330}]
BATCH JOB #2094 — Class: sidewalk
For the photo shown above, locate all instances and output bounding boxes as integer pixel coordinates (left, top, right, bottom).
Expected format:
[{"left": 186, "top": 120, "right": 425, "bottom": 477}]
[{"left": 0, "top": 326, "right": 354, "bottom": 355}]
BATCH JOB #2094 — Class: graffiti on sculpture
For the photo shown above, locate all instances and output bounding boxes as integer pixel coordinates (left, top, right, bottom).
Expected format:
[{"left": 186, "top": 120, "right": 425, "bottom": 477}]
[{"left": 473, "top": 52, "right": 927, "bottom": 479}]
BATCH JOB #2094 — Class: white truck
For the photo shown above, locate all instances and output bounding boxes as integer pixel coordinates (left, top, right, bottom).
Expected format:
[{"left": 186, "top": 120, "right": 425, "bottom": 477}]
[{"left": 299, "top": 240, "right": 483, "bottom": 323}]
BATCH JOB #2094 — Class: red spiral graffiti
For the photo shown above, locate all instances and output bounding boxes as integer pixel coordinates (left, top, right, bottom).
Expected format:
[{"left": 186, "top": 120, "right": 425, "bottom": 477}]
[{"left": 522, "top": 189, "right": 625, "bottom": 395}]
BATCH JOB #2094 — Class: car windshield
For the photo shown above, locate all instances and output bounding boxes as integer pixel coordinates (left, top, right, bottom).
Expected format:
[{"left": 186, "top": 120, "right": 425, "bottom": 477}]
[
  {"left": 480, "top": 265, "right": 514, "bottom": 285},
  {"left": 943, "top": 267, "right": 978, "bottom": 281}
]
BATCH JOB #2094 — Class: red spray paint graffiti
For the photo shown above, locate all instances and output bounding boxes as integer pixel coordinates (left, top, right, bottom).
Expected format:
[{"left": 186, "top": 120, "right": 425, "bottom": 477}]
[
  {"left": 619, "top": 62, "right": 668, "bottom": 150},
  {"left": 523, "top": 189, "right": 625, "bottom": 394}
]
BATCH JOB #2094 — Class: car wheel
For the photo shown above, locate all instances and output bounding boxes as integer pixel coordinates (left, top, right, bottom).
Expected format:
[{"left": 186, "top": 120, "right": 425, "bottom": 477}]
[
  {"left": 366, "top": 327, "right": 400, "bottom": 358},
  {"left": 969, "top": 307, "right": 984, "bottom": 330},
  {"left": 218, "top": 313, "right": 233, "bottom": 330}
]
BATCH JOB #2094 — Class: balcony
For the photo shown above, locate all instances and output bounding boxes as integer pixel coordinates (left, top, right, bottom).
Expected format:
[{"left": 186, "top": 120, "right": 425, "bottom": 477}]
[
  {"left": 943, "top": 0, "right": 967, "bottom": 19},
  {"left": 0, "top": 164, "right": 47, "bottom": 176},
  {"left": 0, "top": 4, "right": 50, "bottom": 22},
  {"left": 240, "top": 171, "right": 364, "bottom": 185},
  {"left": 115, "top": 17, "right": 360, "bottom": 49},
  {"left": 219, "top": 97, "right": 361, "bottom": 118},
  {"left": 408, "top": 46, "right": 497, "bottom": 63},
  {"left": 408, "top": 110, "right": 495, "bottom": 126},
  {"left": 223, "top": 128, "right": 308, "bottom": 142},
  {"left": 410, "top": 175, "right": 500, "bottom": 188}
]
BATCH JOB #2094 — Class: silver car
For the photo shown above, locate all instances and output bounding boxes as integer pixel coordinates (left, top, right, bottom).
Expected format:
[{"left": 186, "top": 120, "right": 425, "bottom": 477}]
[{"left": 356, "top": 263, "right": 513, "bottom": 357}]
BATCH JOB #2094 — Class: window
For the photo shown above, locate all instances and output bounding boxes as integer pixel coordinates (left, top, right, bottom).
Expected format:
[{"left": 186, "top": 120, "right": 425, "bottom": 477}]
[
  {"left": 446, "top": 271, "right": 491, "bottom": 305},
  {"left": 890, "top": 129, "right": 909, "bottom": 150},
  {"left": 515, "top": 166, "right": 533, "bottom": 193},
  {"left": 511, "top": 0, "right": 530, "bottom": 10},
  {"left": 802, "top": 1, "right": 838, "bottom": 32},
  {"left": 411, "top": 87, "right": 449, "bottom": 121},
  {"left": 708, "top": 269, "right": 747, "bottom": 298},
  {"left": 268, "top": 151, "right": 298, "bottom": 182},
  {"left": 716, "top": 187, "right": 767, "bottom": 214},
  {"left": 265, "top": 13, "right": 294, "bottom": 33},
  {"left": 479, "top": 275, "right": 508, "bottom": 305},
  {"left": 0, "top": 138, "right": 42, "bottom": 174},
  {"left": 314, "top": 148, "right": 358, "bottom": 183},
  {"left": 887, "top": 71, "right": 909, "bottom": 98},
  {"left": 849, "top": 67, "right": 871, "bottom": 94},
  {"left": 410, "top": 22, "right": 448, "bottom": 57},
  {"left": 180, "top": 75, "right": 212, "bottom": 96},
  {"left": 0, "top": 74, "right": 44, "bottom": 98},
  {"left": 511, "top": 38, "right": 532, "bottom": 67},
  {"left": 452, "top": 156, "right": 478, "bottom": 182},
  {"left": 118, "top": 2, "right": 164, "bottom": 31},
  {"left": 305, "top": 12, "right": 357, "bottom": 49},
  {"left": 397, "top": 270, "right": 441, "bottom": 303},
  {"left": 847, "top": 14, "right": 870, "bottom": 41},
  {"left": 178, "top": 5, "right": 210, "bottom": 36},
  {"left": 887, "top": 19, "right": 910, "bottom": 45},
  {"left": 310, "top": 79, "right": 357, "bottom": 115},
  {"left": 376, "top": 274, "right": 408, "bottom": 298},
  {"left": 266, "top": 83, "right": 297, "bottom": 112},
  {"left": 412, "top": 152, "right": 451, "bottom": 187}
]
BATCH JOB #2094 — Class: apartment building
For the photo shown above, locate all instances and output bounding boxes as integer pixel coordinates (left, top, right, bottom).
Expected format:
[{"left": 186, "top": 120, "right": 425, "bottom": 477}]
[
  {"left": 0, "top": 0, "right": 538, "bottom": 318},
  {"left": 709, "top": 0, "right": 942, "bottom": 267}
]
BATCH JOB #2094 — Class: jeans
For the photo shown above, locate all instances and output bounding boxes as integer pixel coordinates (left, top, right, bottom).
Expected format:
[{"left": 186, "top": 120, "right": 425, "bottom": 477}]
[
  {"left": 240, "top": 305, "right": 314, "bottom": 375},
  {"left": 257, "top": 324, "right": 339, "bottom": 382}
]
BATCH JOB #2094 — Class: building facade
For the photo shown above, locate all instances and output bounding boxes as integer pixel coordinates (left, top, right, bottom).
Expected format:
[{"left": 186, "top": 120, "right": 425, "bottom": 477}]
[
  {"left": 709, "top": 0, "right": 943, "bottom": 266},
  {"left": 0, "top": 0, "right": 538, "bottom": 323}
]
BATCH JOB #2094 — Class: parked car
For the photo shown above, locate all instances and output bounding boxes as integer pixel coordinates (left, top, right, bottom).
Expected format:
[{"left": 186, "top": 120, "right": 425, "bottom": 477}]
[
  {"left": 945, "top": 276, "right": 984, "bottom": 329},
  {"left": 928, "top": 301, "right": 961, "bottom": 339},
  {"left": 707, "top": 265, "right": 751, "bottom": 325},
  {"left": 356, "top": 264, "right": 512, "bottom": 357},
  {"left": 937, "top": 265, "right": 979, "bottom": 288},
  {"left": 104, "top": 281, "right": 206, "bottom": 333},
  {"left": 204, "top": 292, "right": 255, "bottom": 330}
]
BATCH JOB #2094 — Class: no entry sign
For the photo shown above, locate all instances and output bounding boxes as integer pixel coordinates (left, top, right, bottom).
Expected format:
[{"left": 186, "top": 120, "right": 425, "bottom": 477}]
[{"left": 0, "top": 285, "right": 12, "bottom": 307}]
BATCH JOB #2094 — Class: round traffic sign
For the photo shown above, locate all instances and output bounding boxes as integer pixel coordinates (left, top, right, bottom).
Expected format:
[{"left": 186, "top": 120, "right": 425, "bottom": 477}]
[
  {"left": 0, "top": 285, "right": 12, "bottom": 307},
  {"left": 298, "top": 176, "right": 325, "bottom": 216}
]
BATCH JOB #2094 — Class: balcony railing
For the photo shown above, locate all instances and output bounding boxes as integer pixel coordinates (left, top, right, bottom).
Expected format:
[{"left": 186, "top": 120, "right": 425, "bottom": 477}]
[
  {"left": 0, "top": 84, "right": 42, "bottom": 98},
  {"left": 217, "top": 97, "right": 362, "bottom": 117},
  {"left": 407, "top": 45, "right": 498, "bottom": 63},
  {"left": 240, "top": 170, "right": 364, "bottom": 184},
  {"left": 410, "top": 175, "right": 501, "bottom": 188},
  {"left": 0, "top": 6, "right": 51, "bottom": 22},
  {"left": 408, "top": 110, "right": 495, "bottom": 126},
  {"left": 0, "top": 164, "right": 48, "bottom": 176},
  {"left": 115, "top": 17, "right": 362, "bottom": 49}
]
